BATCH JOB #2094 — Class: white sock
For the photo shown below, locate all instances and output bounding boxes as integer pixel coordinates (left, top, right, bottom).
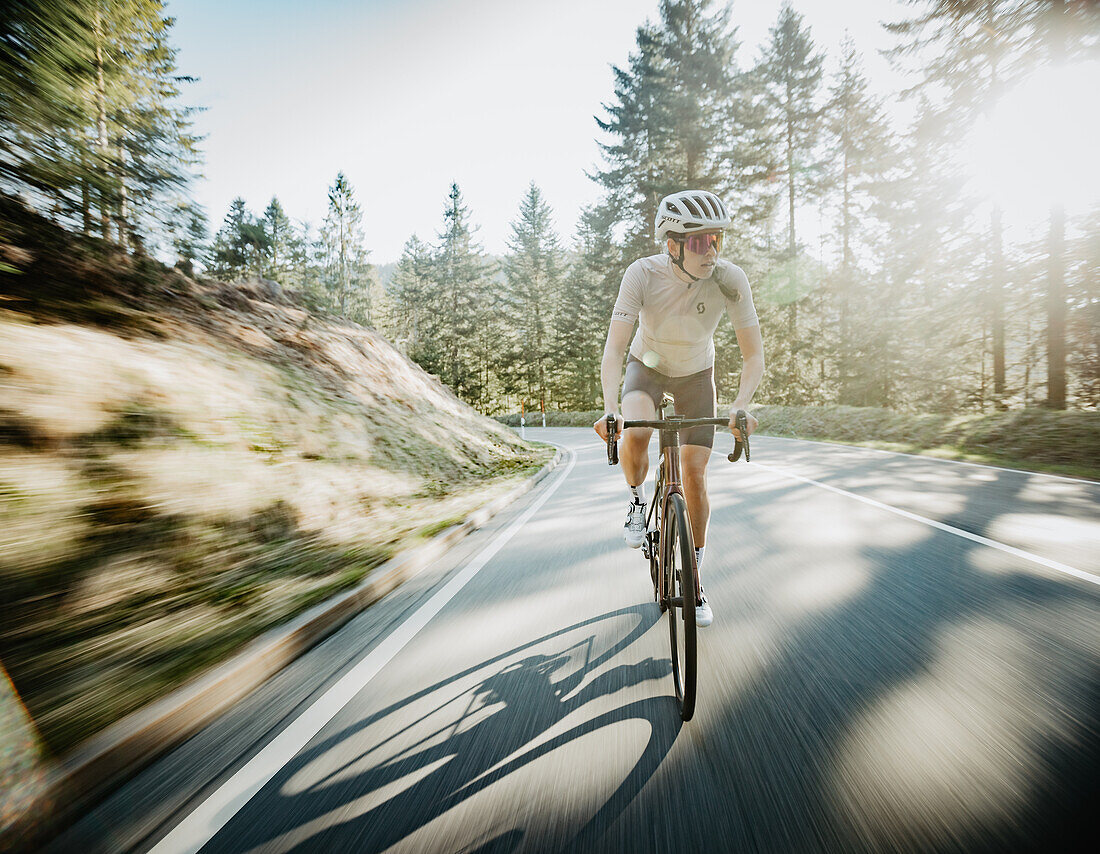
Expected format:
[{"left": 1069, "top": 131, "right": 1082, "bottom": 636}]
[
  {"left": 630, "top": 484, "right": 646, "bottom": 504},
  {"left": 695, "top": 546, "right": 705, "bottom": 567}
]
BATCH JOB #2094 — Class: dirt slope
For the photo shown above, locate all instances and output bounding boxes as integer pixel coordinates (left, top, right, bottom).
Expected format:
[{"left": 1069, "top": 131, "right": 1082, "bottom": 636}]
[{"left": 0, "top": 200, "right": 549, "bottom": 785}]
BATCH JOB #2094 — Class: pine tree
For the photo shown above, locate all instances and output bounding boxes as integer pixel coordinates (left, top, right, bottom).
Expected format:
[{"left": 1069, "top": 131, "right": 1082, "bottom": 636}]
[
  {"left": 240, "top": 220, "right": 270, "bottom": 279},
  {"left": 290, "top": 219, "right": 324, "bottom": 306},
  {"left": 1067, "top": 207, "right": 1100, "bottom": 407},
  {"left": 88, "top": 0, "right": 201, "bottom": 248},
  {"left": 385, "top": 235, "right": 435, "bottom": 356},
  {"left": 1039, "top": 0, "right": 1091, "bottom": 409},
  {"left": 501, "top": 183, "right": 566, "bottom": 412},
  {"left": 656, "top": 0, "right": 737, "bottom": 190},
  {"left": 594, "top": 0, "right": 739, "bottom": 257},
  {"left": 886, "top": 1, "right": 1018, "bottom": 409},
  {"left": 208, "top": 197, "right": 252, "bottom": 281},
  {"left": 166, "top": 197, "right": 207, "bottom": 275},
  {"left": 318, "top": 172, "right": 373, "bottom": 321},
  {"left": 554, "top": 205, "right": 624, "bottom": 409},
  {"left": 1, "top": 0, "right": 200, "bottom": 247},
  {"left": 0, "top": 1, "right": 96, "bottom": 217},
  {"left": 871, "top": 102, "right": 977, "bottom": 410},
  {"left": 748, "top": 2, "right": 826, "bottom": 403},
  {"left": 262, "top": 196, "right": 296, "bottom": 282},
  {"left": 753, "top": 2, "right": 826, "bottom": 321},
  {"left": 427, "top": 183, "right": 495, "bottom": 405},
  {"left": 716, "top": 66, "right": 778, "bottom": 255},
  {"left": 824, "top": 35, "right": 895, "bottom": 405},
  {"left": 595, "top": 20, "right": 665, "bottom": 259}
]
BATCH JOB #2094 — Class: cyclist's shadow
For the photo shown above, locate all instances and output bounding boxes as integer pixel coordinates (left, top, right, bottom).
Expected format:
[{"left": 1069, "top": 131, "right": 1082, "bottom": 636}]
[{"left": 220, "top": 604, "right": 680, "bottom": 853}]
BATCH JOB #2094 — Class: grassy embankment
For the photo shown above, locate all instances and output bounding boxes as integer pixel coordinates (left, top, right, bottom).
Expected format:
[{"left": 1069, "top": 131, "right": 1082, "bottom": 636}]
[
  {"left": 0, "top": 196, "right": 552, "bottom": 779},
  {"left": 496, "top": 404, "right": 1100, "bottom": 481}
]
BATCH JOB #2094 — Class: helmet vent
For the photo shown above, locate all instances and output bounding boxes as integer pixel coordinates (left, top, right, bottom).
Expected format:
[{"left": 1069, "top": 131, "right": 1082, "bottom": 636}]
[{"left": 654, "top": 190, "right": 731, "bottom": 241}]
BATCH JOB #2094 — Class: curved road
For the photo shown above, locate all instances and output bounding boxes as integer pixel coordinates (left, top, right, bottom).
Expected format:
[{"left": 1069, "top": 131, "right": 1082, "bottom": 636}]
[{"left": 54, "top": 429, "right": 1100, "bottom": 853}]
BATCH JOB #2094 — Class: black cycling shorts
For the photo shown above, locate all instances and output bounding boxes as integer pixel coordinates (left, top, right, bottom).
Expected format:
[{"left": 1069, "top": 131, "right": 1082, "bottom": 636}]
[{"left": 621, "top": 355, "right": 717, "bottom": 448}]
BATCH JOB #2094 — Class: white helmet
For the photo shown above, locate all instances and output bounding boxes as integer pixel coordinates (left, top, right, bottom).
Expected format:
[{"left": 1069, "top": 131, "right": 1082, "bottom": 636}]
[{"left": 654, "top": 190, "right": 731, "bottom": 241}]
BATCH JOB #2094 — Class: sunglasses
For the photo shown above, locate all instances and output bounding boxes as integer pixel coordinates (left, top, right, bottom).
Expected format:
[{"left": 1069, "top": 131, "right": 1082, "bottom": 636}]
[{"left": 678, "top": 232, "right": 723, "bottom": 254}]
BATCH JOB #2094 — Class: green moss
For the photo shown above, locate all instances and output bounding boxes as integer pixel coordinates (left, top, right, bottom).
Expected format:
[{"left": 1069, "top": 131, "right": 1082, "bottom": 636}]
[{"left": 417, "top": 515, "right": 466, "bottom": 538}]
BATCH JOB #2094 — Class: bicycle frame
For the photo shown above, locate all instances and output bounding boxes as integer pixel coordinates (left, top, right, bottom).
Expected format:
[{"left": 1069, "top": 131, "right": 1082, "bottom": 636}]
[{"left": 653, "top": 401, "right": 690, "bottom": 605}]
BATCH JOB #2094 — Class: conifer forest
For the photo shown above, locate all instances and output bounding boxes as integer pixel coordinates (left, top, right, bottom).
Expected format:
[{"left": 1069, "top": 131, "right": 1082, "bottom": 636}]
[{"left": 3, "top": 0, "right": 1097, "bottom": 415}]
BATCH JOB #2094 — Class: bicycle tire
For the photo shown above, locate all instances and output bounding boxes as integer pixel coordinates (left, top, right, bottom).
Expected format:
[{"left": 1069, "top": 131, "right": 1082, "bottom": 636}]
[{"left": 663, "top": 492, "right": 697, "bottom": 721}]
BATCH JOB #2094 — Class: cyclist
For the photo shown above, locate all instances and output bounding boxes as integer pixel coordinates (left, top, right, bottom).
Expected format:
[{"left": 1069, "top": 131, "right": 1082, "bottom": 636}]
[{"left": 593, "top": 190, "right": 765, "bottom": 626}]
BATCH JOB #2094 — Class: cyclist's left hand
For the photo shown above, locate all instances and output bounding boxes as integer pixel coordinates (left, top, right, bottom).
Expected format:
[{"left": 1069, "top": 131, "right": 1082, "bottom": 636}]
[{"left": 729, "top": 408, "right": 757, "bottom": 440}]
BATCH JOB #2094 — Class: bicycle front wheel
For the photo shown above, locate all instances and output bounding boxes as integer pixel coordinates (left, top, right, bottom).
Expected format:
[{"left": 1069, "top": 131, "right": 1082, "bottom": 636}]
[{"left": 663, "top": 492, "right": 697, "bottom": 721}]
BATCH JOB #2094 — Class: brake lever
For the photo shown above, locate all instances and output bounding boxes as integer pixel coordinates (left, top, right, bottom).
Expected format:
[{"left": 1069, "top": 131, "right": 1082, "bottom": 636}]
[
  {"left": 606, "top": 414, "right": 619, "bottom": 466},
  {"left": 727, "top": 409, "right": 750, "bottom": 463}
]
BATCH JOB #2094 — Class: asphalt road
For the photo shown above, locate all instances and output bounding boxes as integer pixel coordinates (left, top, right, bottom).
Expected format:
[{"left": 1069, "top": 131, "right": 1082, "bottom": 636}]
[{"left": 54, "top": 429, "right": 1100, "bottom": 854}]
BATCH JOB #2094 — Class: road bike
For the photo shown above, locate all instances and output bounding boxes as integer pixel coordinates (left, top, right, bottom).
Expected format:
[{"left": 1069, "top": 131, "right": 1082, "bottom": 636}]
[{"left": 605, "top": 401, "right": 750, "bottom": 721}]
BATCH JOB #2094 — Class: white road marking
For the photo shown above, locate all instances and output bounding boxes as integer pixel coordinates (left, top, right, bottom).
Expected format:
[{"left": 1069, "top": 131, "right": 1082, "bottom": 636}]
[
  {"left": 149, "top": 450, "right": 577, "bottom": 854},
  {"left": 749, "top": 460, "right": 1099, "bottom": 587}
]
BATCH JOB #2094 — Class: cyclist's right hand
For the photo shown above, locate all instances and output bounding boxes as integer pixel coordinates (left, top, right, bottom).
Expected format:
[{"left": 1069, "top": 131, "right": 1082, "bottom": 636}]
[{"left": 594, "top": 412, "right": 623, "bottom": 442}]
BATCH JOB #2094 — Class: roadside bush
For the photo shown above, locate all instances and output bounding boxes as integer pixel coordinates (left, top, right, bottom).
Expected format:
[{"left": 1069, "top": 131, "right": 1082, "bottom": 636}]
[{"left": 496, "top": 404, "right": 1100, "bottom": 477}]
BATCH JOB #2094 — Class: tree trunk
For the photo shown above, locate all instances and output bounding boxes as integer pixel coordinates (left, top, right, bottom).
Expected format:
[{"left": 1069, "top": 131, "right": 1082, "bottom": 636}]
[
  {"left": 985, "top": 10, "right": 1006, "bottom": 410},
  {"left": 339, "top": 218, "right": 347, "bottom": 315},
  {"left": 94, "top": 8, "right": 110, "bottom": 240},
  {"left": 786, "top": 85, "right": 798, "bottom": 335},
  {"left": 980, "top": 317, "right": 988, "bottom": 412},
  {"left": 117, "top": 143, "right": 129, "bottom": 249},
  {"left": 1046, "top": 203, "right": 1067, "bottom": 408},
  {"left": 1023, "top": 316, "right": 1032, "bottom": 407},
  {"left": 1045, "top": 0, "right": 1067, "bottom": 409},
  {"left": 991, "top": 204, "right": 1006, "bottom": 407},
  {"left": 839, "top": 146, "right": 851, "bottom": 404},
  {"left": 80, "top": 135, "right": 91, "bottom": 234}
]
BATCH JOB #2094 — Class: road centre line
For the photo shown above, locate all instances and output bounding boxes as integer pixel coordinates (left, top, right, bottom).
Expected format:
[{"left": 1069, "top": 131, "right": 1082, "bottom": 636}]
[
  {"left": 149, "top": 449, "right": 577, "bottom": 854},
  {"left": 747, "top": 460, "right": 1099, "bottom": 587}
]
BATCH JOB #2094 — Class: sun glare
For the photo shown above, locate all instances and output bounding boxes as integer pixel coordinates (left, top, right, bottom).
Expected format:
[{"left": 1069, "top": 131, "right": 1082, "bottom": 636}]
[{"left": 963, "top": 60, "right": 1100, "bottom": 221}]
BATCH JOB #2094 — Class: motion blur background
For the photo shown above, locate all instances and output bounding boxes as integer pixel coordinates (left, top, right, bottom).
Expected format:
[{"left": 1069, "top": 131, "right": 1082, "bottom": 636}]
[{"left": 1, "top": 0, "right": 1098, "bottom": 846}]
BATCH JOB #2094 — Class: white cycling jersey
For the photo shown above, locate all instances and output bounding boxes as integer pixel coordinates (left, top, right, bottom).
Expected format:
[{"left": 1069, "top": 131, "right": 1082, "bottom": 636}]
[{"left": 611, "top": 254, "right": 759, "bottom": 377}]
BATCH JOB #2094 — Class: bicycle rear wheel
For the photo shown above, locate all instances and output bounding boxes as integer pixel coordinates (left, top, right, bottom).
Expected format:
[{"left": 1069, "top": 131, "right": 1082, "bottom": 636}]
[{"left": 663, "top": 492, "right": 697, "bottom": 721}]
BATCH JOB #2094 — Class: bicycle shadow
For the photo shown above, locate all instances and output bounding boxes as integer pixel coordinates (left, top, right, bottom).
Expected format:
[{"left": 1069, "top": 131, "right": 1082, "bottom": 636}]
[{"left": 208, "top": 604, "right": 681, "bottom": 853}]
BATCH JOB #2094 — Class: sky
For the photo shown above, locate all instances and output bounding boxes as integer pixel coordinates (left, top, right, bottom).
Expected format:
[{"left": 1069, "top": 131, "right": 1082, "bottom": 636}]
[{"left": 165, "top": 0, "right": 925, "bottom": 264}]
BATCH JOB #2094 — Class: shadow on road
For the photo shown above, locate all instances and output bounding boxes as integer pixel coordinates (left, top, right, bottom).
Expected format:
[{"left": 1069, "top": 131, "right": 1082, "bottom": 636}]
[
  {"left": 692, "top": 461, "right": 1100, "bottom": 853},
  {"left": 208, "top": 604, "right": 680, "bottom": 853}
]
